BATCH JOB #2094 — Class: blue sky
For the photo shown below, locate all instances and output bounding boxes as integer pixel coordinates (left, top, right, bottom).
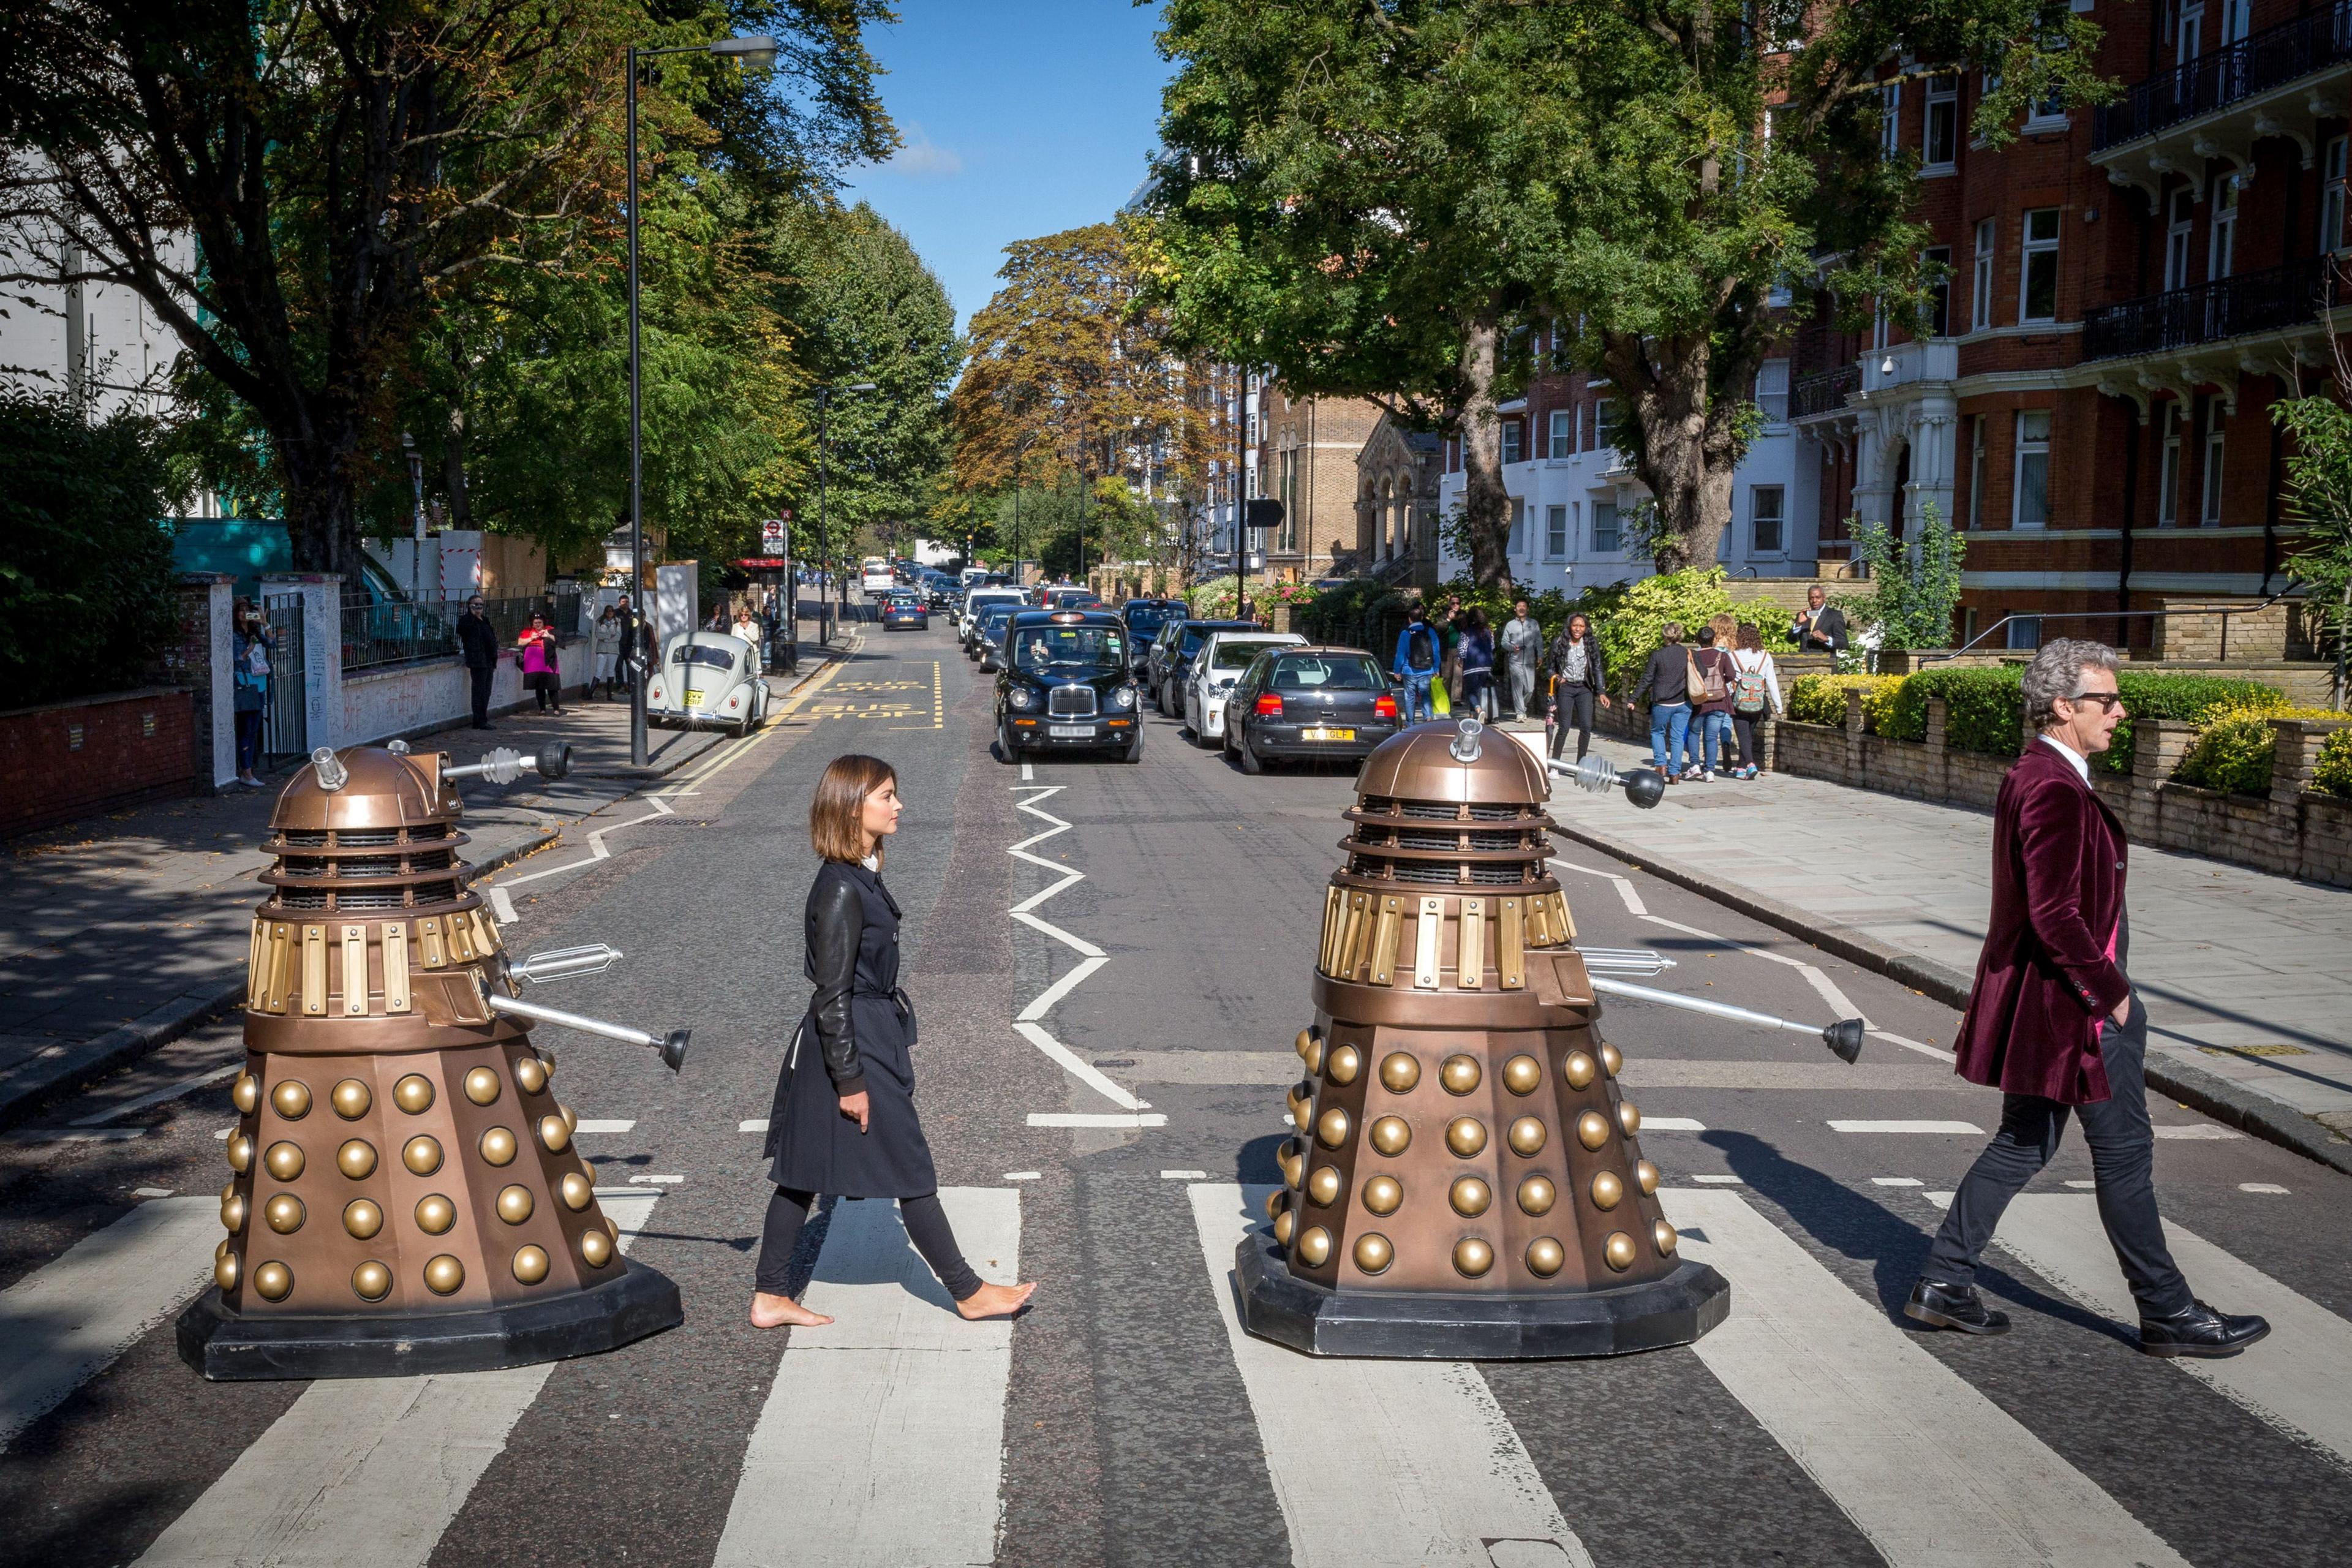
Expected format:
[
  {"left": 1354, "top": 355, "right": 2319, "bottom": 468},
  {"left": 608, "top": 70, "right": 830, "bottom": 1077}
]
[{"left": 842, "top": 1, "right": 1171, "bottom": 333}]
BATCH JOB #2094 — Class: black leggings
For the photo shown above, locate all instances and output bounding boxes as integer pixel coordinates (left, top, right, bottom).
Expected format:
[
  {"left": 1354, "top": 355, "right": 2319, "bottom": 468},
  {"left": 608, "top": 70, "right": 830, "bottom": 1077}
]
[
  {"left": 754, "top": 1186, "right": 982, "bottom": 1300},
  {"left": 1550, "top": 687, "right": 1594, "bottom": 761},
  {"left": 1732, "top": 712, "right": 1763, "bottom": 769}
]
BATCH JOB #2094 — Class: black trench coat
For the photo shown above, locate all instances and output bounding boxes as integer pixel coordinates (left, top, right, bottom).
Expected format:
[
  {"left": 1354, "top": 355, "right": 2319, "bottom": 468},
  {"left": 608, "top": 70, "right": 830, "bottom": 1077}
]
[{"left": 764, "top": 858, "right": 938, "bottom": 1198}]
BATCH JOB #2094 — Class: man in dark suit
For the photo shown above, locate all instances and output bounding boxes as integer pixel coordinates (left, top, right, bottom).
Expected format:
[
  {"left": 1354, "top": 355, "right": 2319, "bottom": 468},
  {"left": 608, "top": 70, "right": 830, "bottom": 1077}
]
[
  {"left": 1790, "top": 584, "right": 1848, "bottom": 655},
  {"left": 454, "top": 595, "right": 500, "bottom": 729},
  {"left": 1906, "top": 639, "right": 2268, "bottom": 1358}
]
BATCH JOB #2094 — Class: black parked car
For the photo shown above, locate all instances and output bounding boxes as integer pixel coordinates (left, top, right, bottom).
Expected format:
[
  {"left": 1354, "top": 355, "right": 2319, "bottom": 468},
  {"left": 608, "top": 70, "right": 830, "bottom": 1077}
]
[
  {"left": 1222, "top": 646, "right": 1403, "bottom": 774},
  {"left": 972, "top": 601, "right": 1021, "bottom": 670},
  {"left": 1148, "top": 619, "right": 1257, "bottom": 716},
  {"left": 1119, "top": 599, "right": 1182, "bottom": 676},
  {"left": 995, "top": 611, "right": 1142, "bottom": 764}
]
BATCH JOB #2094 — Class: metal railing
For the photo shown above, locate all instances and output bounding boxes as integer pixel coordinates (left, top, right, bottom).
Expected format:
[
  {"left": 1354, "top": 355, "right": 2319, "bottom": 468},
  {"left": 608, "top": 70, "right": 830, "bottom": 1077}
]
[
  {"left": 340, "top": 590, "right": 582, "bottom": 673},
  {"left": 2095, "top": 2, "right": 2352, "bottom": 151},
  {"left": 2082, "top": 254, "right": 2340, "bottom": 361},
  {"left": 1791, "top": 364, "right": 1860, "bottom": 420}
]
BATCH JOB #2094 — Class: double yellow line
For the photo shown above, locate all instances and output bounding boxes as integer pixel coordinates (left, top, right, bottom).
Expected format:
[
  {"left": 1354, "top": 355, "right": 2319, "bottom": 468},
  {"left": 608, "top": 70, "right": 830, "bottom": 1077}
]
[{"left": 656, "top": 644, "right": 859, "bottom": 797}]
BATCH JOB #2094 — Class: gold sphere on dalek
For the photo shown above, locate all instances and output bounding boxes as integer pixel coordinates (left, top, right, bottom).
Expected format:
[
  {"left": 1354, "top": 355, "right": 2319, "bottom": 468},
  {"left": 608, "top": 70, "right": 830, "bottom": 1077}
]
[
  {"left": 1240, "top": 719, "right": 1730, "bottom": 1357},
  {"left": 178, "top": 742, "right": 687, "bottom": 1379}
]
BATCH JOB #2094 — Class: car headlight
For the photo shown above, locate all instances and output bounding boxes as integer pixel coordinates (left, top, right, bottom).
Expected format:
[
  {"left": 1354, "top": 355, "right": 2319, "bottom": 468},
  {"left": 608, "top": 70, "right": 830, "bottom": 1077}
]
[
  {"left": 1008, "top": 687, "right": 1035, "bottom": 709},
  {"left": 1110, "top": 685, "right": 1136, "bottom": 710}
]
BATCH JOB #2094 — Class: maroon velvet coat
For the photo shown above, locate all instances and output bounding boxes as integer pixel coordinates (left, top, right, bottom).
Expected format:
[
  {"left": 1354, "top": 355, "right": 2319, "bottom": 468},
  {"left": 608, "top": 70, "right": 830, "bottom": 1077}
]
[{"left": 1953, "top": 740, "right": 2135, "bottom": 1105}]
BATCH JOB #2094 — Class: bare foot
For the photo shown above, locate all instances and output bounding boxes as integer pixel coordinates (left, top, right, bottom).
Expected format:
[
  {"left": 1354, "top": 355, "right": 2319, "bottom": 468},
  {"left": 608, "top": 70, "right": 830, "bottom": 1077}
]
[
  {"left": 749, "top": 1291, "right": 832, "bottom": 1329},
  {"left": 955, "top": 1280, "right": 1037, "bottom": 1320}
]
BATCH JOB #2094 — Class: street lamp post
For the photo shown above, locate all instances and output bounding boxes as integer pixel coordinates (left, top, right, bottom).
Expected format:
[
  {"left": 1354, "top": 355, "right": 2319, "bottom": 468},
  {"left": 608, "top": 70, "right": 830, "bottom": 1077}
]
[
  {"left": 812, "top": 381, "right": 877, "bottom": 644},
  {"left": 626, "top": 32, "right": 776, "bottom": 764}
]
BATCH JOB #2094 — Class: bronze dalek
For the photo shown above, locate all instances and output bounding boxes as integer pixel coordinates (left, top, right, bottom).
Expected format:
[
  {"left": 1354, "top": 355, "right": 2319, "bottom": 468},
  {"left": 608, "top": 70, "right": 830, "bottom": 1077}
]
[
  {"left": 1238, "top": 720, "right": 1733, "bottom": 1357},
  {"left": 178, "top": 744, "right": 687, "bottom": 1379}
]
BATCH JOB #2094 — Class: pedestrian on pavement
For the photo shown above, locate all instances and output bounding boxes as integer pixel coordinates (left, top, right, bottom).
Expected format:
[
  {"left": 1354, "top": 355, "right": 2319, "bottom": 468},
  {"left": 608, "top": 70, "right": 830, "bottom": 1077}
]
[
  {"left": 1499, "top": 598, "right": 1544, "bottom": 722},
  {"left": 591, "top": 605, "right": 622, "bottom": 701},
  {"left": 753, "top": 755, "right": 1039, "bottom": 1329},
  {"left": 1633, "top": 622, "right": 1695, "bottom": 782},
  {"left": 456, "top": 594, "right": 499, "bottom": 730},
  {"left": 1726, "top": 622, "right": 1784, "bottom": 778},
  {"left": 1545, "top": 612, "right": 1610, "bottom": 763},
  {"left": 518, "top": 612, "right": 563, "bottom": 715},
  {"left": 1791, "top": 584, "right": 1849, "bottom": 657},
  {"left": 731, "top": 603, "right": 762, "bottom": 655},
  {"left": 1457, "top": 608, "right": 1496, "bottom": 720},
  {"left": 1907, "top": 639, "right": 2269, "bottom": 1358},
  {"left": 1392, "top": 603, "right": 1442, "bottom": 723},
  {"left": 1688, "top": 625, "right": 1735, "bottom": 781},
  {"left": 1438, "top": 595, "right": 1465, "bottom": 688},
  {"left": 230, "top": 599, "right": 273, "bottom": 786}
]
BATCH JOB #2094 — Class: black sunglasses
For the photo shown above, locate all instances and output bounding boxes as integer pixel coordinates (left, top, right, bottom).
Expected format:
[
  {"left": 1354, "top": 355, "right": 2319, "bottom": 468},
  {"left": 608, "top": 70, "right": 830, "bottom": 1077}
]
[{"left": 2064, "top": 690, "right": 2124, "bottom": 712}]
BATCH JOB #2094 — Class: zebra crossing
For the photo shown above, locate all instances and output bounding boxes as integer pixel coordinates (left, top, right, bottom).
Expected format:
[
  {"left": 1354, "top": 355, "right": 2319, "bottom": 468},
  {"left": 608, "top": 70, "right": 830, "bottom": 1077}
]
[{"left": 6, "top": 1177, "right": 2349, "bottom": 1567}]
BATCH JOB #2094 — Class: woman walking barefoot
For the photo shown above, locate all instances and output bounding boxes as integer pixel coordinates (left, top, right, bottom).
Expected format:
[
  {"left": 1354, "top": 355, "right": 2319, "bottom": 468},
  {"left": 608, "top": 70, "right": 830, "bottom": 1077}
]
[{"left": 751, "top": 755, "right": 1038, "bottom": 1329}]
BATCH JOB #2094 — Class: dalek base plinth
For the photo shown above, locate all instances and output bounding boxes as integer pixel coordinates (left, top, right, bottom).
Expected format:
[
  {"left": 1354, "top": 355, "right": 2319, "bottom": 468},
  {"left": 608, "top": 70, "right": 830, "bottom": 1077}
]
[
  {"left": 176, "top": 1257, "right": 682, "bottom": 1382},
  {"left": 1236, "top": 1229, "right": 1729, "bottom": 1360}
]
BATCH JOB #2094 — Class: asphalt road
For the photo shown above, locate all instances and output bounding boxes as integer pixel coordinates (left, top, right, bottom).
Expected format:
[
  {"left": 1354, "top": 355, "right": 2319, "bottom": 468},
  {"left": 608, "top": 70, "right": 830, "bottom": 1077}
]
[{"left": 4, "top": 612, "right": 2350, "bottom": 1568}]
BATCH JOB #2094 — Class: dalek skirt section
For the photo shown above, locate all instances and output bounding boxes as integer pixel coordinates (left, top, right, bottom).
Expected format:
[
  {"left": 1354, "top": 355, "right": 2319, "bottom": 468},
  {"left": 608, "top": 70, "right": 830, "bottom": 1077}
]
[
  {"left": 179, "top": 747, "right": 682, "bottom": 1380},
  {"left": 1238, "top": 724, "right": 1730, "bottom": 1359}
]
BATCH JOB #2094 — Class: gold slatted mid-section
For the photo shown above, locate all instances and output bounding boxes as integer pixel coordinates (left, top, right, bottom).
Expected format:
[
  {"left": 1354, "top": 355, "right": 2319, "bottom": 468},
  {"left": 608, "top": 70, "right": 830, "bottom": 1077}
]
[
  {"left": 1313, "top": 888, "right": 1574, "bottom": 993},
  {"left": 243, "top": 911, "right": 497, "bottom": 1017}
]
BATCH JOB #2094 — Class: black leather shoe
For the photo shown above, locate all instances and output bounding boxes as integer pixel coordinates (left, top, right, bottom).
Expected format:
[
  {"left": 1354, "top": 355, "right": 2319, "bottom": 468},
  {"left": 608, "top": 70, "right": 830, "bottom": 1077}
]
[
  {"left": 2139, "top": 1300, "right": 2270, "bottom": 1359},
  {"left": 1904, "top": 1278, "right": 2011, "bottom": 1335}
]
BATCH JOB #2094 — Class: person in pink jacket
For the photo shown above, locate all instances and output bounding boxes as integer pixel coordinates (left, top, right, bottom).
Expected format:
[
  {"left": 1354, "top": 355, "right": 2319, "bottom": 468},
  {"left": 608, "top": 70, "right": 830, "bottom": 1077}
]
[{"left": 518, "top": 613, "right": 564, "bottom": 715}]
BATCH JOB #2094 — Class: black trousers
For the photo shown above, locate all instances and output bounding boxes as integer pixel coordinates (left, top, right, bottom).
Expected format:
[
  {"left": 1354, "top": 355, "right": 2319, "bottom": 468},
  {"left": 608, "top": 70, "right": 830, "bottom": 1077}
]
[
  {"left": 469, "top": 663, "right": 494, "bottom": 725},
  {"left": 1731, "top": 711, "right": 1763, "bottom": 769},
  {"left": 1923, "top": 993, "right": 2194, "bottom": 1318},
  {"left": 1550, "top": 687, "right": 1594, "bottom": 761},
  {"left": 753, "top": 1185, "right": 982, "bottom": 1301}
]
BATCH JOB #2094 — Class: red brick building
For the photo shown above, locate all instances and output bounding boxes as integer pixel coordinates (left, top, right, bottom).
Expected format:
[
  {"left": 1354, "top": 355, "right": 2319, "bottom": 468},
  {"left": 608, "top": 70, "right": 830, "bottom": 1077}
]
[{"left": 1790, "top": 0, "right": 2349, "bottom": 649}]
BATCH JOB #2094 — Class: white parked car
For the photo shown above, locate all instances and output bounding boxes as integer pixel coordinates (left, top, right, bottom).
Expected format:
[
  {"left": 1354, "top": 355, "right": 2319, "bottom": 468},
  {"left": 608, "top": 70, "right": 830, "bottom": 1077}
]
[
  {"left": 1185, "top": 630, "right": 1303, "bottom": 747},
  {"left": 961, "top": 586, "right": 1027, "bottom": 649},
  {"left": 647, "top": 631, "right": 771, "bottom": 736}
]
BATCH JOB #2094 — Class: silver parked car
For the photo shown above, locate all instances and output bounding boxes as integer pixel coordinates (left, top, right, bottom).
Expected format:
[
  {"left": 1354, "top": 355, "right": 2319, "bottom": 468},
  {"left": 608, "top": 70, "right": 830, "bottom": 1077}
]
[{"left": 646, "top": 631, "right": 771, "bottom": 736}]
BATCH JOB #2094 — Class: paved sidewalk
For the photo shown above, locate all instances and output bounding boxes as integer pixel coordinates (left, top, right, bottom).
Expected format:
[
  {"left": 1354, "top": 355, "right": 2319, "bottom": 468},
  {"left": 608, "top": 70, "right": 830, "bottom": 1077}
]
[
  {"left": 0, "top": 688, "right": 733, "bottom": 1125},
  {"left": 1537, "top": 725, "right": 2352, "bottom": 1175}
]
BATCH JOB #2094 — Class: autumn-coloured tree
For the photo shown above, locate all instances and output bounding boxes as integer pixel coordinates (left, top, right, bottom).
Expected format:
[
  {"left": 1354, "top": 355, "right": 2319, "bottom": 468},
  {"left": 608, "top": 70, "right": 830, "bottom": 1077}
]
[{"left": 949, "top": 222, "right": 1211, "bottom": 526}]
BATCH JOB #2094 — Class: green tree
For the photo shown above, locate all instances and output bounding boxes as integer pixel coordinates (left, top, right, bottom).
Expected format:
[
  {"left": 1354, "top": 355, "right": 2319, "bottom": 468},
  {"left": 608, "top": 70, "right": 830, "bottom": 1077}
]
[
  {"left": 0, "top": 391, "right": 180, "bottom": 705},
  {"left": 1145, "top": 2, "right": 1577, "bottom": 587},
  {"left": 1145, "top": 0, "right": 2107, "bottom": 578},
  {"left": 2, "top": 0, "right": 895, "bottom": 574},
  {"left": 1839, "top": 503, "right": 1967, "bottom": 654},
  {"left": 2274, "top": 354, "right": 2352, "bottom": 710}
]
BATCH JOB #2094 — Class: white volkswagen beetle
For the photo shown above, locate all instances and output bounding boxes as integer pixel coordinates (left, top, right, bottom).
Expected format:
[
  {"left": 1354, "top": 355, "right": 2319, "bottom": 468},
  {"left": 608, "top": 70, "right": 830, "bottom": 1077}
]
[
  {"left": 647, "top": 631, "right": 771, "bottom": 736},
  {"left": 1184, "top": 629, "right": 1303, "bottom": 747}
]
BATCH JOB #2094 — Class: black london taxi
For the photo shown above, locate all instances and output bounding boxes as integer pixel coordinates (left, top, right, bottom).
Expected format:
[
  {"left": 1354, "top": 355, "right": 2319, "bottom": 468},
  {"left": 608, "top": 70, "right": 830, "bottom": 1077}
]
[{"left": 995, "top": 609, "right": 1143, "bottom": 764}]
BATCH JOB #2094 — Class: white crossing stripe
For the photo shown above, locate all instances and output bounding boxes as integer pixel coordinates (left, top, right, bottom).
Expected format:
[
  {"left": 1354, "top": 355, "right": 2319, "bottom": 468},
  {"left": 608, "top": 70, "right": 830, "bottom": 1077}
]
[
  {"left": 132, "top": 1189, "right": 662, "bottom": 1568},
  {"left": 1027, "top": 1112, "right": 1168, "bottom": 1128},
  {"left": 1828, "top": 1119, "right": 1984, "bottom": 1134},
  {"left": 2151, "top": 1125, "right": 2241, "bottom": 1139},
  {"left": 1637, "top": 1116, "right": 1707, "bottom": 1131},
  {"left": 1989, "top": 1194, "right": 2352, "bottom": 1472},
  {"left": 739, "top": 1118, "right": 770, "bottom": 1133},
  {"left": 1189, "top": 1183, "right": 1595, "bottom": 1568},
  {"left": 716, "top": 1188, "right": 1020, "bottom": 1568},
  {"left": 1667, "top": 1188, "right": 2190, "bottom": 1567},
  {"left": 574, "top": 1118, "right": 636, "bottom": 1133},
  {"left": 0, "top": 1196, "right": 219, "bottom": 1449}
]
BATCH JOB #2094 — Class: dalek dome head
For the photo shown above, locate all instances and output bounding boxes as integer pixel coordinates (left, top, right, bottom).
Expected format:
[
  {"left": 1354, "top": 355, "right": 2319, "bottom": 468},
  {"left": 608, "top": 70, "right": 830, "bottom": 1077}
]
[
  {"left": 269, "top": 746, "right": 458, "bottom": 838},
  {"left": 1357, "top": 717, "right": 1547, "bottom": 813}
]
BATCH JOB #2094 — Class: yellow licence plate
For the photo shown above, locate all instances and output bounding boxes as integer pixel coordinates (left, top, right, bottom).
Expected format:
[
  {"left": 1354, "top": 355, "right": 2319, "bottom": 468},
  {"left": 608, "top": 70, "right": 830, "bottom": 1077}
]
[
  {"left": 1302, "top": 726, "right": 1355, "bottom": 742},
  {"left": 684, "top": 690, "right": 704, "bottom": 705}
]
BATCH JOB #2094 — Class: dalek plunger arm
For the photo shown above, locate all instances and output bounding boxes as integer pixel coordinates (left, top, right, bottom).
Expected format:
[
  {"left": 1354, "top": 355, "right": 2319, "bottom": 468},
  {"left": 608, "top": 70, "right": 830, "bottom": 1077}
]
[{"left": 484, "top": 943, "right": 690, "bottom": 1072}]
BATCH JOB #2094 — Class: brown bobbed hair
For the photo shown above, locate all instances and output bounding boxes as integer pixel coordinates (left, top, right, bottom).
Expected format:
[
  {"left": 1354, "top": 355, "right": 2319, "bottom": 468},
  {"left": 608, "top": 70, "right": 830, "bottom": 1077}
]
[{"left": 810, "top": 753, "right": 898, "bottom": 865}]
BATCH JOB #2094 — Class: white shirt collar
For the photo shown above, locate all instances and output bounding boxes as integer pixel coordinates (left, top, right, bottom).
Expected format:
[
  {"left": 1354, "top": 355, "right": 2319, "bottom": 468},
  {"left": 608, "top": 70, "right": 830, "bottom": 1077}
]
[{"left": 2038, "top": 732, "right": 2090, "bottom": 784}]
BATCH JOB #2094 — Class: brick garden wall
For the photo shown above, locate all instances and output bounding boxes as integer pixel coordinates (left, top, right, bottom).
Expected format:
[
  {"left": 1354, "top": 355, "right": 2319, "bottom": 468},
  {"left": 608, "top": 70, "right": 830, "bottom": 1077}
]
[
  {"left": 0, "top": 688, "right": 197, "bottom": 839},
  {"left": 1768, "top": 695, "right": 2352, "bottom": 889}
]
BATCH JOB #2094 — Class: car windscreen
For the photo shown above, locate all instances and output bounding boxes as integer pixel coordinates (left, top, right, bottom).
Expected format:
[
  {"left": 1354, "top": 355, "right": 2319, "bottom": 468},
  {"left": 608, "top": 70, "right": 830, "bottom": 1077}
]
[
  {"left": 1177, "top": 624, "right": 1242, "bottom": 656},
  {"left": 676, "top": 646, "right": 738, "bottom": 671},
  {"left": 1207, "top": 638, "right": 1287, "bottom": 673},
  {"left": 1126, "top": 608, "right": 1172, "bottom": 635},
  {"left": 979, "top": 605, "right": 1017, "bottom": 628},
  {"left": 1271, "top": 654, "right": 1386, "bottom": 692},
  {"left": 1010, "top": 624, "right": 1126, "bottom": 674}
]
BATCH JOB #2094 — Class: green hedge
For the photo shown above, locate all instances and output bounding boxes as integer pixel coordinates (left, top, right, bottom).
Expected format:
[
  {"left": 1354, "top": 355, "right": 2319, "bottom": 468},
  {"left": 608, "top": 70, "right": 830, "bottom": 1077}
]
[
  {"left": 1785, "top": 673, "right": 1901, "bottom": 729},
  {"left": 1879, "top": 664, "right": 2283, "bottom": 773},
  {"left": 2316, "top": 729, "right": 2352, "bottom": 799},
  {"left": 2172, "top": 707, "right": 2350, "bottom": 795}
]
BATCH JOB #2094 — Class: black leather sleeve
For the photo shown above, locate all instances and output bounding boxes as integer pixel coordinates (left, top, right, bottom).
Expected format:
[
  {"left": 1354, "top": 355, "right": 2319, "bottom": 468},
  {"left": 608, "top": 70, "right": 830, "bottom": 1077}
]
[{"left": 806, "top": 874, "right": 867, "bottom": 1096}]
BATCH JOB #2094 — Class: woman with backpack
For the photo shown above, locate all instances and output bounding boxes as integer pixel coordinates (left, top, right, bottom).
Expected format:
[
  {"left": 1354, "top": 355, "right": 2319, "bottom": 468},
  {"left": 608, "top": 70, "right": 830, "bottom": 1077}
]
[
  {"left": 1632, "top": 622, "right": 1695, "bottom": 782},
  {"left": 1456, "top": 608, "right": 1496, "bottom": 720},
  {"left": 1726, "top": 622, "right": 1785, "bottom": 779},
  {"left": 1688, "top": 625, "right": 1737, "bottom": 782}
]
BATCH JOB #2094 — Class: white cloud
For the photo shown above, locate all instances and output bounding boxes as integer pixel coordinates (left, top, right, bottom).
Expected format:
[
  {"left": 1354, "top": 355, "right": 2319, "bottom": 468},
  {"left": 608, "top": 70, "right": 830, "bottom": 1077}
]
[{"left": 884, "top": 123, "right": 963, "bottom": 178}]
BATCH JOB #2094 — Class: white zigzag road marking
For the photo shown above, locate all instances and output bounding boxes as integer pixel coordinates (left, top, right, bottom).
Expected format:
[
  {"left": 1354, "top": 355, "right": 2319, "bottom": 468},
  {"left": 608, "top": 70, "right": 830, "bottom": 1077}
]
[
  {"left": 485, "top": 795, "right": 678, "bottom": 921},
  {"left": 1009, "top": 785, "right": 1144, "bottom": 1115}
]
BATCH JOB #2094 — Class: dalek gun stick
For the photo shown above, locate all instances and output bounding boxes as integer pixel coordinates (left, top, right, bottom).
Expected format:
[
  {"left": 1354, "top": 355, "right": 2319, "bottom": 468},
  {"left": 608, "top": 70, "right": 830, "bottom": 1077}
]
[
  {"left": 178, "top": 743, "right": 683, "bottom": 1381},
  {"left": 483, "top": 943, "right": 692, "bottom": 1072},
  {"left": 1588, "top": 976, "right": 1867, "bottom": 1063}
]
